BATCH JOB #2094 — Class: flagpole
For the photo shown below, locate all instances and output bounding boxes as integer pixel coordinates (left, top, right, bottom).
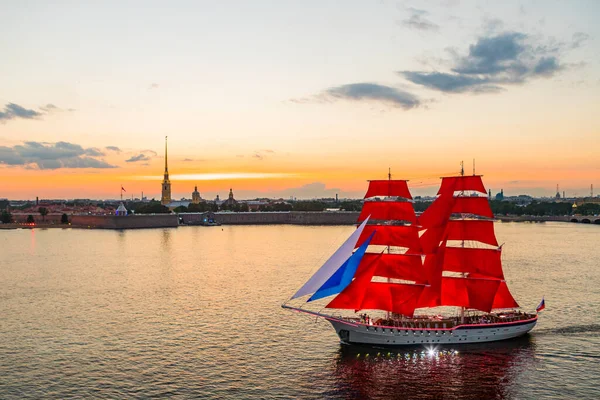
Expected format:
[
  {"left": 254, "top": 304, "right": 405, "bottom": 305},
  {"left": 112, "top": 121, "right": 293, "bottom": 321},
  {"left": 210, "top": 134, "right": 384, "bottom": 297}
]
[{"left": 120, "top": 184, "right": 123, "bottom": 202}]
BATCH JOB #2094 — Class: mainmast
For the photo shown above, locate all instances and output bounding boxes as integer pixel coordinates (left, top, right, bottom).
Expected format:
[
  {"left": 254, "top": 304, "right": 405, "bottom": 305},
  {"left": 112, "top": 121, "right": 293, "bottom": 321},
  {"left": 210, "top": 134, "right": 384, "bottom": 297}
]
[{"left": 416, "top": 171, "right": 519, "bottom": 315}]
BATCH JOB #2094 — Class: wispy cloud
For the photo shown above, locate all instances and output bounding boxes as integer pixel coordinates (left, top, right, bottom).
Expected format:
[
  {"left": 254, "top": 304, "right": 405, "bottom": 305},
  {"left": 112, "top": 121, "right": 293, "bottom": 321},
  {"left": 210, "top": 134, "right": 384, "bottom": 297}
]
[
  {"left": 400, "top": 8, "right": 439, "bottom": 32},
  {"left": 125, "top": 154, "right": 151, "bottom": 163},
  {"left": 0, "top": 102, "right": 73, "bottom": 123},
  {"left": 322, "top": 83, "right": 420, "bottom": 109},
  {"left": 400, "top": 31, "right": 569, "bottom": 93},
  {"left": 571, "top": 32, "right": 590, "bottom": 49},
  {"left": 105, "top": 146, "right": 122, "bottom": 153},
  {"left": 149, "top": 83, "right": 159, "bottom": 89},
  {"left": 252, "top": 149, "right": 276, "bottom": 160},
  {"left": 0, "top": 103, "right": 42, "bottom": 122},
  {"left": 0, "top": 141, "right": 117, "bottom": 169}
]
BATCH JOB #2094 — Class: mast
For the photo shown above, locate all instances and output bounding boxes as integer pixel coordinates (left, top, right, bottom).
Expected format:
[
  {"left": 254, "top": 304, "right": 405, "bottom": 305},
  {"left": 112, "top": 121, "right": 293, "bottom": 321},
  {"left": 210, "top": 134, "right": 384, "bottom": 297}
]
[
  {"left": 324, "top": 177, "right": 427, "bottom": 317},
  {"left": 387, "top": 168, "right": 391, "bottom": 320},
  {"left": 461, "top": 162, "right": 465, "bottom": 323},
  {"left": 416, "top": 173, "right": 519, "bottom": 315}
]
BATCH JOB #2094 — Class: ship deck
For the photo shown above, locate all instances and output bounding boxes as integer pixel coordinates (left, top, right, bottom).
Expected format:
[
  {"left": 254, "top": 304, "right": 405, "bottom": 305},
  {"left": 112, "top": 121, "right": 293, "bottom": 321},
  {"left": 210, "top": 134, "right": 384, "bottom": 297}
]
[{"left": 340, "top": 311, "right": 536, "bottom": 330}]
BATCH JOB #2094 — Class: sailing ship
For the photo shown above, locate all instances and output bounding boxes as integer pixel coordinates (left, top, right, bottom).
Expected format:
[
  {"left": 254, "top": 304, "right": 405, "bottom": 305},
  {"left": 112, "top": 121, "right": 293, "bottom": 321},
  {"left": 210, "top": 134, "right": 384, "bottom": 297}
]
[{"left": 282, "top": 169, "right": 538, "bottom": 346}]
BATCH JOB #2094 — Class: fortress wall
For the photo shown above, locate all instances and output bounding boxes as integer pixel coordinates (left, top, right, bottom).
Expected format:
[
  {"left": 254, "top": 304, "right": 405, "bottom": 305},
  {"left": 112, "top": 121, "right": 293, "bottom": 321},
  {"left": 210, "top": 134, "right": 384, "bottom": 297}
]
[
  {"left": 71, "top": 214, "right": 178, "bottom": 229},
  {"left": 214, "top": 212, "right": 290, "bottom": 225},
  {"left": 179, "top": 211, "right": 359, "bottom": 225},
  {"left": 289, "top": 211, "right": 359, "bottom": 225}
]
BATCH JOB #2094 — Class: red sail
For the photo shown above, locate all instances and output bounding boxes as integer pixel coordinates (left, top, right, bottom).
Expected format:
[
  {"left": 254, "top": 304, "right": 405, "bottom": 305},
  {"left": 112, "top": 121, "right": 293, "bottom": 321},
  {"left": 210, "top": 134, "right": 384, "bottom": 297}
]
[
  {"left": 443, "top": 247, "right": 504, "bottom": 279},
  {"left": 417, "top": 193, "right": 455, "bottom": 229},
  {"left": 357, "top": 224, "right": 421, "bottom": 250},
  {"left": 440, "top": 277, "right": 501, "bottom": 313},
  {"left": 326, "top": 255, "right": 379, "bottom": 311},
  {"left": 416, "top": 226, "right": 447, "bottom": 254},
  {"left": 451, "top": 197, "right": 493, "bottom": 218},
  {"left": 446, "top": 220, "right": 498, "bottom": 246},
  {"left": 438, "top": 176, "right": 487, "bottom": 195},
  {"left": 359, "top": 283, "right": 425, "bottom": 317},
  {"left": 415, "top": 245, "right": 446, "bottom": 308},
  {"left": 364, "top": 180, "right": 412, "bottom": 200},
  {"left": 492, "top": 281, "right": 519, "bottom": 309},
  {"left": 356, "top": 253, "right": 427, "bottom": 282},
  {"left": 358, "top": 201, "right": 417, "bottom": 224}
]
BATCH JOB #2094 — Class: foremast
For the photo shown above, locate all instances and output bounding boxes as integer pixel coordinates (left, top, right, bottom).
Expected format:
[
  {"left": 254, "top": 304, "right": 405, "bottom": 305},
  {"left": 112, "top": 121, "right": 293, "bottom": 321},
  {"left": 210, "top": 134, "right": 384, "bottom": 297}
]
[{"left": 323, "top": 177, "right": 428, "bottom": 317}]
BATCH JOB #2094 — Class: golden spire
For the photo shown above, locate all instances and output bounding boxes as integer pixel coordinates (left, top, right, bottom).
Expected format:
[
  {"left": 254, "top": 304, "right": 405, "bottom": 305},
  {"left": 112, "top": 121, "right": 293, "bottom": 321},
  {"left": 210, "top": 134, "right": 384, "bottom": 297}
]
[{"left": 164, "top": 136, "right": 169, "bottom": 179}]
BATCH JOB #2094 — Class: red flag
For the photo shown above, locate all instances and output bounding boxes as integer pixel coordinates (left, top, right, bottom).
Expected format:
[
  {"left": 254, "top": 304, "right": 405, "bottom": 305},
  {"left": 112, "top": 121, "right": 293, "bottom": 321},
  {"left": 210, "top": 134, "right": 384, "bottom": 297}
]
[{"left": 121, "top": 186, "right": 126, "bottom": 192}]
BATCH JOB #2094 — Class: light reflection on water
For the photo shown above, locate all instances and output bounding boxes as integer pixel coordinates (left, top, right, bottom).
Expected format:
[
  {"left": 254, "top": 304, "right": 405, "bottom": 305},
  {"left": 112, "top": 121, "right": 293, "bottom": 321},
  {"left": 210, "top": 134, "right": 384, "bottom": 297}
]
[{"left": 0, "top": 222, "right": 599, "bottom": 399}]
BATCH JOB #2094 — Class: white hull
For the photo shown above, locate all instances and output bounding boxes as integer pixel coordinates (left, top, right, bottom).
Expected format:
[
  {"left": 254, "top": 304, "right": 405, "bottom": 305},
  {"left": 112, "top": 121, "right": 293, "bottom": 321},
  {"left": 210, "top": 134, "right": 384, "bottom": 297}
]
[{"left": 328, "top": 317, "right": 537, "bottom": 346}]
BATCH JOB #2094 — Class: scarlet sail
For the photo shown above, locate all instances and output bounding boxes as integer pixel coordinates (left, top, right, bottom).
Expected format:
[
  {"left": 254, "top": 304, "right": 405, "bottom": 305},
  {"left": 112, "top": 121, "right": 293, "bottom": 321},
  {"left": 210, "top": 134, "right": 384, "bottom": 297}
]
[
  {"left": 451, "top": 197, "right": 493, "bottom": 218},
  {"left": 438, "top": 175, "right": 487, "bottom": 195},
  {"left": 364, "top": 180, "right": 412, "bottom": 200},
  {"left": 356, "top": 253, "right": 427, "bottom": 282},
  {"left": 357, "top": 224, "right": 421, "bottom": 251},
  {"left": 445, "top": 219, "right": 498, "bottom": 246},
  {"left": 358, "top": 201, "right": 417, "bottom": 224},
  {"left": 443, "top": 247, "right": 504, "bottom": 279},
  {"left": 440, "top": 277, "right": 500, "bottom": 313},
  {"left": 305, "top": 173, "right": 520, "bottom": 317}
]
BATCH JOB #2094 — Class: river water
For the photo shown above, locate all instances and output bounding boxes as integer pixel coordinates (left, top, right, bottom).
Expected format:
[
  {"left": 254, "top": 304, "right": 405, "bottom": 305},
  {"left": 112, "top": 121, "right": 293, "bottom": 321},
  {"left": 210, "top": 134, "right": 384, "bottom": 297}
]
[{"left": 1, "top": 222, "right": 598, "bottom": 399}]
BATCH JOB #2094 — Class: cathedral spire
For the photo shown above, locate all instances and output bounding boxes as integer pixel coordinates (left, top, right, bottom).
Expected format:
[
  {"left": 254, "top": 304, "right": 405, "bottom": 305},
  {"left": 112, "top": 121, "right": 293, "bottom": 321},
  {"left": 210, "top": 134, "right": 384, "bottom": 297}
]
[
  {"left": 161, "top": 136, "right": 172, "bottom": 206},
  {"left": 164, "top": 136, "right": 169, "bottom": 179}
]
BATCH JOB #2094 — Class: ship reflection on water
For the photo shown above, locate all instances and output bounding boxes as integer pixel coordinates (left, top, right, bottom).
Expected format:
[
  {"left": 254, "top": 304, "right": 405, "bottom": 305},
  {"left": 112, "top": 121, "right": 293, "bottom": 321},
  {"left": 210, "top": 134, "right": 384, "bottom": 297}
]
[{"left": 332, "top": 335, "right": 537, "bottom": 399}]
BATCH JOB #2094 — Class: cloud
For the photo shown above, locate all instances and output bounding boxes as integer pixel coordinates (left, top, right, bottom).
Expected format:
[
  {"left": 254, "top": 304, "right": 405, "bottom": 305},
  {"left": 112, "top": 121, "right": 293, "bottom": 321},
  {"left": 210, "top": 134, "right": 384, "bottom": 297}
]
[
  {"left": 84, "top": 147, "right": 105, "bottom": 156},
  {"left": 0, "top": 141, "right": 117, "bottom": 169},
  {"left": 0, "top": 102, "right": 73, "bottom": 123},
  {"left": 252, "top": 149, "right": 276, "bottom": 161},
  {"left": 401, "top": 31, "right": 567, "bottom": 93},
  {"left": 323, "top": 83, "right": 420, "bottom": 109},
  {"left": 571, "top": 32, "right": 590, "bottom": 49},
  {"left": 401, "top": 8, "right": 439, "bottom": 32},
  {"left": 105, "top": 146, "right": 122, "bottom": 152},
  {"left": 125, "top": 154, "right": 151, "bottom": 163},
  {"left": 183, "top": 158, "right": 194, "bottom": 162},
  {"left": 401, "top": 71, "right": 501, "bottom": 93},
  {"left": 149, "top": 83, "right": 159, "bottom": 89},
  {"left": 533, "top": 57, "right": 561, "bottom": 76},
  {"left": 0, "top": 103, "right": 42, "bottom": 121}
]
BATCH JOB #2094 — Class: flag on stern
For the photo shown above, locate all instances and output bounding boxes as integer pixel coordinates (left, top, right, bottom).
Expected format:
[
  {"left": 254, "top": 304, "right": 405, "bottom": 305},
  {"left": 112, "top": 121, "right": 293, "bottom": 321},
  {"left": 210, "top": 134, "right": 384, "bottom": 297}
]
[
  {"left": 121, "top": 186, "right": 126, "bottom": 192},
  {"left": 536, "top": 298, "right": 545, "bottom": 313}
]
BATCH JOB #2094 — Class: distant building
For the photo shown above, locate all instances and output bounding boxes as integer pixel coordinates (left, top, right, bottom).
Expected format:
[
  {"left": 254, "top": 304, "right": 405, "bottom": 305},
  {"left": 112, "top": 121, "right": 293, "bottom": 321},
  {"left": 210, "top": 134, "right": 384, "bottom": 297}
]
[
  {"left": 221, "top": 188, "right": 238, "bottom": 208},
  {"left": 495, "top": 189, "right": 504, "bottom": 201},
  {"left": 115, "top": 202, "right": 128, "bottom": 216},
  {"left": 161, "top": 136, "right": 172, "bottom": 206},
  {"left": 192, "top": 186, "right": 201, "bottom": 204},
  {"left": 166, "top": 200, "right": 190, "bottom": 209}
]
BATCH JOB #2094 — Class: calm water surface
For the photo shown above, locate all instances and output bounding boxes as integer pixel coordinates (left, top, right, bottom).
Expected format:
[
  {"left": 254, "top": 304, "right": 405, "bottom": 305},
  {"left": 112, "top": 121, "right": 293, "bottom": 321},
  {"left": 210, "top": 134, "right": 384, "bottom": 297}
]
[{"left": 1, "top": 222, "right": 599, "bottom": 399}]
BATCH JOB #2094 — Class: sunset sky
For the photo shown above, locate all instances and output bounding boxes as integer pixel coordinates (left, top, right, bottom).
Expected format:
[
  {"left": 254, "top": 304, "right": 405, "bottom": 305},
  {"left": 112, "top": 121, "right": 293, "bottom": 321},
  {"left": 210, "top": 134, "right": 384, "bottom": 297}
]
[{"left": 1, "top": 0, "right": 598, "bottom": 200}]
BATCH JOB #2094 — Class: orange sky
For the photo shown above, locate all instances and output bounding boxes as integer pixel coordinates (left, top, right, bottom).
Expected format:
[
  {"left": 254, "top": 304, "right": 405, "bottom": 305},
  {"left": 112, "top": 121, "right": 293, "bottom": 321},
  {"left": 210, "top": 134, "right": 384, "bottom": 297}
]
[{"left": 1, "top": 2, "right": 599, "bottom": 200}]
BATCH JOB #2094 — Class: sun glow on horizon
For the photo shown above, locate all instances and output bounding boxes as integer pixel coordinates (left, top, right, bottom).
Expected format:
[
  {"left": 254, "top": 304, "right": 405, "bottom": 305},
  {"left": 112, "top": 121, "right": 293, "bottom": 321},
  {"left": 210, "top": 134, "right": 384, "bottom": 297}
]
[{"left": 134, "top": 172, "right": 298, "bottom": 181}]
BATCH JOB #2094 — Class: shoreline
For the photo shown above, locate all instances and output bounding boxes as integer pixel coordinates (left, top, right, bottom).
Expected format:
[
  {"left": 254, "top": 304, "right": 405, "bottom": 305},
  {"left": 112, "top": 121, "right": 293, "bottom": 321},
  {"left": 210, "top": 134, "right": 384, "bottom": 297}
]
[{"left": 1, "top": 213, "right": 599, "bottom": 230}]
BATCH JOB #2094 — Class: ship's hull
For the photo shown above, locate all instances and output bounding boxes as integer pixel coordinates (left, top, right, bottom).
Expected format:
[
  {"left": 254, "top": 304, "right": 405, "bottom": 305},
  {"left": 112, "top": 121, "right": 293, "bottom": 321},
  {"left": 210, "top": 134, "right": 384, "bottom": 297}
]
[{"left": 328, "top": 317, "right": 537, "bottom": 346}]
